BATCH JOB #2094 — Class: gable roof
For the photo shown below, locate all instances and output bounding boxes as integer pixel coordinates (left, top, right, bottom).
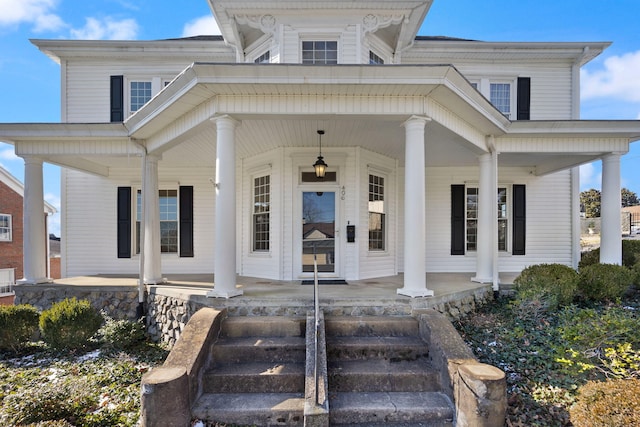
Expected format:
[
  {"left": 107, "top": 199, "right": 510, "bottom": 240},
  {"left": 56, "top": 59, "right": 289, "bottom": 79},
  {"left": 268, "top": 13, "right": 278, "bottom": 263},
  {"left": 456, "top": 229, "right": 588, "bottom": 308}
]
[{"left": 0, "top": 165, "right": 57, "bottom": 214}]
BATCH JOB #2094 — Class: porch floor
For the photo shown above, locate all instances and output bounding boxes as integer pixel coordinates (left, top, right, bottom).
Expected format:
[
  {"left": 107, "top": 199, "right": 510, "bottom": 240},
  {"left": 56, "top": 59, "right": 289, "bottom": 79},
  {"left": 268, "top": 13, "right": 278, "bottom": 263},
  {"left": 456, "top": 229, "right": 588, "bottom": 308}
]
[{"left": 51, "top": 273, "right": 518, "bottom": 314}]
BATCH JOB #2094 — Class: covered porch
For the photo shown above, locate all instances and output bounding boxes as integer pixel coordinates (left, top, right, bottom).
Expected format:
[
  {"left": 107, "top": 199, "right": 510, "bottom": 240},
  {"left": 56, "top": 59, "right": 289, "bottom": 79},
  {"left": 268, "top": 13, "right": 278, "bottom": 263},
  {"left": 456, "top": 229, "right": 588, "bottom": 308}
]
[{"left": 2, "top": 63, "right": 638, "bottom": 296}]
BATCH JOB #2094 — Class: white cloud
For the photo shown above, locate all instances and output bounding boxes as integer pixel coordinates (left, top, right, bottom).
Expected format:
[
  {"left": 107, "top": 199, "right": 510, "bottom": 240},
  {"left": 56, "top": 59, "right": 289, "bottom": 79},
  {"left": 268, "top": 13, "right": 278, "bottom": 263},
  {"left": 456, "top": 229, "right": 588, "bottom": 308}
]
[
  {"left": 70, "top": 17, "right": 138, "bottom": 40},
  {"left": 580, "top": 162, "right": 601, "bottom": 191},
  {"left": 181, "top": 15, "right": 220, "bottom": 37},
  {"left": 0, "top": 0, "right": 64, "bottom": 32},
  {"left": 44, "top": 192, "right": 61, "bottom": 236},
  {"left": 44, "top": 192, "right": 60, "bottom": 210},
  {"left": 0, "top": 146, "right": 19, "bottom": 162},
  {"left": 582, "top": 50, "right": 640, "bottom": 103}
]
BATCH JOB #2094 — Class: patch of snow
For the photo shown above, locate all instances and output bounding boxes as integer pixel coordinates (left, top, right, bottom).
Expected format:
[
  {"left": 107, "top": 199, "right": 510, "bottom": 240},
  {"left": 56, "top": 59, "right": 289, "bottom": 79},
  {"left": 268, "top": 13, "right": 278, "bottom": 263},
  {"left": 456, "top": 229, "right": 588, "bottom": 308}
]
[{"left": 77, "top": 349, "right": 101, "bottom": 362}]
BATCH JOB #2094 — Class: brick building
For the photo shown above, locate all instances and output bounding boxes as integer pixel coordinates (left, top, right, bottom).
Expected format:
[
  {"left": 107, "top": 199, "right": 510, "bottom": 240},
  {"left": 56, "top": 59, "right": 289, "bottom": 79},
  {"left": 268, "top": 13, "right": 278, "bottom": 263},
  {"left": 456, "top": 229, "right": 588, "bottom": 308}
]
[{"left": 0, "top": 165, "right": 56, "bottom": 282}]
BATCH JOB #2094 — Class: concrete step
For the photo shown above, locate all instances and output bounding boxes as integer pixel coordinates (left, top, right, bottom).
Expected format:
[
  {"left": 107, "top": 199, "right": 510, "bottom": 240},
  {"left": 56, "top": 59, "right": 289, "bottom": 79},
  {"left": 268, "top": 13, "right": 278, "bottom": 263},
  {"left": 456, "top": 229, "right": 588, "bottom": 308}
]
[
  {"left": 192, "top": 392, "right": 305, "bottom": 426},
  {"left": 212, "top": 336, "right": 306, "bottom": 364},
  {"left": 328, "top": 359, "right": 440, "bottom": 392},
  {"left": 327, "top": 336, "right": 429, "bottom": 361},
  {"left": 204, "top": 361, "right": 305, "bottom": 393},
  {"left": 329, "top": 391, "right": 454, "bottom": 426},
  {"left": 325, "top": 315, "right": 420, "bottom": 337},
  {"left": 221, "top": 315, "right": 306, "bottom": 338}
]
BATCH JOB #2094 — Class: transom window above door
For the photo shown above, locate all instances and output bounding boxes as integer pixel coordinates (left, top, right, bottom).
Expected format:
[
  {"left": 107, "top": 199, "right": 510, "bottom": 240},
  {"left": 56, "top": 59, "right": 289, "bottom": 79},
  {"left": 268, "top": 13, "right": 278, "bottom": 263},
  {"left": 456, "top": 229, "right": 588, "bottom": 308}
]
[{"left": 302, "top": 41, "right": 338, "bottom": 64}]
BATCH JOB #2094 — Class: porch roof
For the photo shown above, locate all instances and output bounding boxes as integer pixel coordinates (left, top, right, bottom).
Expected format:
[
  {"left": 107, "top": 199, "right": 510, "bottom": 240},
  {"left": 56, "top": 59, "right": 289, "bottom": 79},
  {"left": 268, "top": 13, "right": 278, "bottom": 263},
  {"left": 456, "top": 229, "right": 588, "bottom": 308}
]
[{"left": 0, "top": 63, "right": 639, "bottom": 176}]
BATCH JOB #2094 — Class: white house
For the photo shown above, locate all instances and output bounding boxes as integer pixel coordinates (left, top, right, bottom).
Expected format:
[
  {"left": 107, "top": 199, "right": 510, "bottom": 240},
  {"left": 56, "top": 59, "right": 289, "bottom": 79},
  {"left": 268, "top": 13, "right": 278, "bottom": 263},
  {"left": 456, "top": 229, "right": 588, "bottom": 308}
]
[{"left": 0, "top": 0, "right": 639, "bottom": 298}]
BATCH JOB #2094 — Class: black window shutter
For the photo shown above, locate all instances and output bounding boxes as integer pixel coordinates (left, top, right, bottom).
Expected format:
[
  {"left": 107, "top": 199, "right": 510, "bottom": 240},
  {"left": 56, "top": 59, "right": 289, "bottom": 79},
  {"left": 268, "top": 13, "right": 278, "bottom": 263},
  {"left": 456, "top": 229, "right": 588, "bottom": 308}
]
[
  {"left": 117, "top": 187, "right": 132, "bottom": 258},
  {"left": 517, "top": 77, "right": 531, "bottom": 120},
  {"left": 179, "top": 186, "right": 194, "bottom": 257},
  {"left": 451, "top": 185, "right": 466, "bottom": 255},
  {"left": 110, "top": 75, "right": 124, "bottom": 122},
  {"left": 512, "top": 184, "right": 526, "bottom": 255}
]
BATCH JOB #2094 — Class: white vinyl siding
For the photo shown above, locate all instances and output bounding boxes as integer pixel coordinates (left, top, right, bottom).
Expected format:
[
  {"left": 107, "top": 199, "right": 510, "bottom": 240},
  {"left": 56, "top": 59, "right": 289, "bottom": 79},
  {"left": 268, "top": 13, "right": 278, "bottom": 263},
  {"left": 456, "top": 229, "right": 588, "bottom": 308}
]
[
  {"left": 399, "top": 167, "right": 574, "bottom": 275},
  {"left": 62, "top": 168, "right": 214, "bottom": 277},
  {"left": 400, "top": 55, "right": 574, "bottom": 120}
]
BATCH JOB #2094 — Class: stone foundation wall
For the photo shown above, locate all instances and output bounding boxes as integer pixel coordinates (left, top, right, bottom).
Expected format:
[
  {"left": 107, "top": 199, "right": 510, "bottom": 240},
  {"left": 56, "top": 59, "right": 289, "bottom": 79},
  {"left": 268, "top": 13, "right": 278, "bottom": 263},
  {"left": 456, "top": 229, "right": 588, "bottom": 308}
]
[
  {"left": 14, "top": 284, "right": 493, "bottom": 346},
  {"left": 145, "top": 286, "right": 493, "bottom": 345},
  {"left": 145, "top": 293, "right": 207, "bottom": 346},
  {"left": 14, "top": 285, "right": 139, "bottom": 320}
]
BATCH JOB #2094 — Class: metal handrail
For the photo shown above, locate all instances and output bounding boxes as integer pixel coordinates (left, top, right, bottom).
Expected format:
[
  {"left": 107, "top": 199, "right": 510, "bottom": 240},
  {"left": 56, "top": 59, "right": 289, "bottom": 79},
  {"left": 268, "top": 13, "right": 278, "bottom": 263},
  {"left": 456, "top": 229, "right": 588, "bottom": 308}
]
[{"left": 313, "top": 245, "right": 320, "bottom": 406}]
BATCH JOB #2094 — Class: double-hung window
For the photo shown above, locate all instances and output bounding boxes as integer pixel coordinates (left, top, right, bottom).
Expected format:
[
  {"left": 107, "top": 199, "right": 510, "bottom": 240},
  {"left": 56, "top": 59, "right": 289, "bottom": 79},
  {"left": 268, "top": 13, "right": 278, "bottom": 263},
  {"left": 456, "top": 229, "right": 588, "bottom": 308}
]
[
  {"left": 253, "top": 175, "right": 270, "bottom": 251},
  {"left": 0, "top": 214, "right": 11, "bottom": 241},
  {"left": 469, "top": 79, "right": 515, "bottom": 119},
  {"left": 369, "top": 51, "right": 384, "bottom": 64},
  {"left": 130, "top": 81, "right": 152, "bottom": 114},
  {"left": 302, "top": 41, "right": 338, "bottom": 64},
  {"left": 136, "top": 189, "right": 179, "bottom": 254},
  {"left": 368, "top": 174, "right": 386, "bottom": 251},
  {"left": 490, "top": 83, "right": 512, "bottom": 118},
  {"left": 254, "top": 51, "right": 271, "bottom": 64},
  {"left": 465, "top": 187, "right": 508, "bottom": 252}
]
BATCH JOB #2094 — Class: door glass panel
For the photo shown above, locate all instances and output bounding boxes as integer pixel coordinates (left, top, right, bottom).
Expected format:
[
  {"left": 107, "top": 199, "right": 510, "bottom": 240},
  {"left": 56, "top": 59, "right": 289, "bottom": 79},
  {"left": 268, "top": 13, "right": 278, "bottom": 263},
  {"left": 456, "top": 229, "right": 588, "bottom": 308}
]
[{"left": 302, "top": 192, "right": 335, "bottom": 273}]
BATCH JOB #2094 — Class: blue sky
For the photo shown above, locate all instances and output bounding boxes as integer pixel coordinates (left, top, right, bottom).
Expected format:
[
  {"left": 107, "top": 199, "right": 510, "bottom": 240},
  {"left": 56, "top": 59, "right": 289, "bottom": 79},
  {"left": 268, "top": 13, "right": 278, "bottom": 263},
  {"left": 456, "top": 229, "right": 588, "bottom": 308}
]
[{"left": 1, "top": 0, "right": 639, "bottom": 236}]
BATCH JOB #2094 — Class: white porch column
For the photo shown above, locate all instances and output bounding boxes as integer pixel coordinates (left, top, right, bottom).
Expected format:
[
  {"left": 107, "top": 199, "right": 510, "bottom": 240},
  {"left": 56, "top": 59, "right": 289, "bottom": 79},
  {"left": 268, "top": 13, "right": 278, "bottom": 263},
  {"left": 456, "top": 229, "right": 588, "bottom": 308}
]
[
  {"left": 19, "top": 156, "right": 51, "bottom": 284},
  {"left": 600, "top": 153, "right": 622, "bottom": 265},
  {"left": 208, "top": 115, "right": 243, "bottom": 298},
  {"left": 473, "top": 153, "right": 494, "bottom": 283},
  {"left": 398, "top": 116, "right": 434, "bottom": 298},
  {"left": 143, "top": 154, "right": 163, "bottom": 284}
]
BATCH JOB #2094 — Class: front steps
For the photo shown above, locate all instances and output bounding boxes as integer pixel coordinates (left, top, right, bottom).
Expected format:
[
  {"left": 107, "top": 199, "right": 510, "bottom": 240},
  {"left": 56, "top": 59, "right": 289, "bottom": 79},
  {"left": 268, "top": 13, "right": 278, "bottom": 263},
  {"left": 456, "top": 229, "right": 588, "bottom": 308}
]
[
  {"left": 192, "top": 316, "right": 307, "bottom": 426},
  {"left": 190, "top": 315, "right": 455, "bottom": 426},
  {"left": 326, "top": 316, "right": 454, "bottom": 426}
]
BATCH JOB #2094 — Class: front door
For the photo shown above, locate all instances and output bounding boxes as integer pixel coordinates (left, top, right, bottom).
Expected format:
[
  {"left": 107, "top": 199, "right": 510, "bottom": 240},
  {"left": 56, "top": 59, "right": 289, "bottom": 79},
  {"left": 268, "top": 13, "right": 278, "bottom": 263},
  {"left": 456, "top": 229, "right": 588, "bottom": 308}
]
[{"left": 302, "top": 191, "right": 336, "bottom": 275}]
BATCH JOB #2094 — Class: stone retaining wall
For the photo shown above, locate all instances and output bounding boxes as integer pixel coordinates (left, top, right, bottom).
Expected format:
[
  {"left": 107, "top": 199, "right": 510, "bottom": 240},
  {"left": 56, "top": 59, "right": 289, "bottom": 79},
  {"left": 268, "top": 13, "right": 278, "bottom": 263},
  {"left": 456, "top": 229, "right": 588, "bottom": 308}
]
[
  {"left": 14, "top": 283, "right": 492, "bottom": 345},
  {"left": 14, "top": 285, "right": 139, "bottom": 319},
  {"left": 145, "top": 286, "right": 492, "bottom": 345}
]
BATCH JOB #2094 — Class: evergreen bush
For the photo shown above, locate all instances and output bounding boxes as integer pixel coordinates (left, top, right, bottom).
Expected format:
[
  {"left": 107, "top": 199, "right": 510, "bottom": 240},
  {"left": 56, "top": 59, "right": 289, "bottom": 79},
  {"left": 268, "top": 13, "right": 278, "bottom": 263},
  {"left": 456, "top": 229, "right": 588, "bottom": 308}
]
[
  {"left": 623, "top": 239, "right": 640, "bottom": 267},
  {"left": 3, "top": 378, "right": 96, "bottom": 425},
  {"left": 512, "top": 263, "right": 579, "bottom": 315},
  {"left": 570, "top": 379, "right": 640, "bottom": 426},
  {"left": 578, "top": 248, "right": 600, "bottom": 268},
  {"left": 39, "top": 298, "right": 103, "bottom": 350},
  {"left": 98, "top": 315, "right": 146, "bottom": 350},
  {"left": 0, "top": 304, "right": 39, "bottom": 351},
  {"left": 633, "top": 261, "right": 640, "bottom": 288},
  {"left": 580, "top": 240, "right": 640, "bottom": 269},
  {"left": 577, "top": 263, "right": 634, "bottom": 302}
]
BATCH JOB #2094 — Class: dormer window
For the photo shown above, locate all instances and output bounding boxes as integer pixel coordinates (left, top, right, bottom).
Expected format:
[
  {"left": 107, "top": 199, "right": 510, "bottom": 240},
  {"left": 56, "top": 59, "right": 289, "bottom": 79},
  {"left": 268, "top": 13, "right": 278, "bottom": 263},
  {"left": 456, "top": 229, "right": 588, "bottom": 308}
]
[{"left": 302, "top": 41, "right": 337, "bottom": 64}]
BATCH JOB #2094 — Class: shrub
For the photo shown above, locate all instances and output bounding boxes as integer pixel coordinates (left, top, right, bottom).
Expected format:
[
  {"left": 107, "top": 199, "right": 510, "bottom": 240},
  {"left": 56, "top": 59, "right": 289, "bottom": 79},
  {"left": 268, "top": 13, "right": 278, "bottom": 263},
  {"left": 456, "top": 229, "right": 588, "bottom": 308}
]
[
  {"left": 3, "top": 378, "right": 96, "bottom": 425},
  {"left": 579, "top": 248, "right": 600, "bottom": 268},
  {"left": 633, "top": 261, "right": 640, "bottom": 288},
  {"left": 580, "top": 240, "right": 640, "bottom": 269},
  {"left": 555, "top": 305, "right": 640, "bottom": 378},
  {"left": 570, "top": 378, "right": 640, "bottom": 426},
  {"left": 512, "top": 264, "right": 579, "bottom": 315},
  {"left": 39, "top": 298, "right": 103, "bottom": 350},
  {"left": 0, "top": 304, "right": 39, "bottom": 351},
  {"left": 623, "top": 240, "right": 640, "bottom": 268},
  {"left": 577, "top": 263, "right": 634, "bottom": 302},
  {"left": 98, "top": 315, "right": 146, "bottom": 350}
]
